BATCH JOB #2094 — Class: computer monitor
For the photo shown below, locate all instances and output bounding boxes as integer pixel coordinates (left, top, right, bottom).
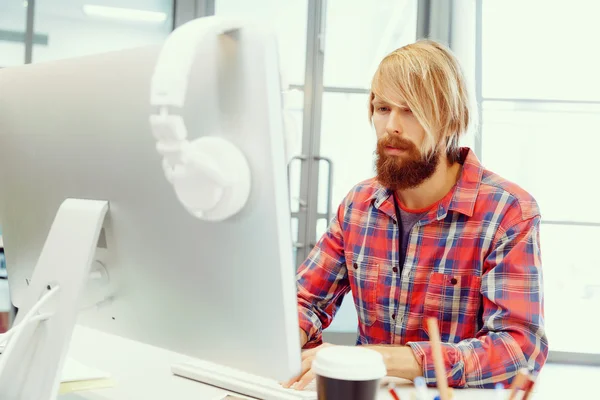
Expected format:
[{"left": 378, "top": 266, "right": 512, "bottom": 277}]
[{"left": 0, "top": 17, "right": 301, "bottom": 396}]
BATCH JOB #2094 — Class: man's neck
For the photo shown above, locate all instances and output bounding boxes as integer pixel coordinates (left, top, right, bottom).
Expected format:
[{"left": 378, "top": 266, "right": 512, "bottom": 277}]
[{"left": 396, "top": 156, "right": 462, "bottom": 210}]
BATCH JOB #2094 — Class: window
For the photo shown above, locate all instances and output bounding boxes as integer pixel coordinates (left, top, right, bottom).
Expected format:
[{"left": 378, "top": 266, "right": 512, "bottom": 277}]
[
  {"left": 318, "top": 0, "right": 418, "bottom": 237},
  {"left": 33, "top": 0, "right": 174, "bottom": 63},
  {"left": 320, "top": 0, "right": 418, "bottom": 333},
  {"left": 482, "top": 0, "right": 600, "bottom": 102},
  {"left": 0, "top": 2, "right": 27, "bottom": 66},
  {"left": 478, "top": 0, "right": 600, "bottom": 359},
  {"left": 322, "top": 0, "right": 417, "bottom": 90},
  {"left": 215, "top": 0, "right": 309, "bottom": 259},
  {"left": 215, "top": 0, "right": 308, "bottom": 87}
]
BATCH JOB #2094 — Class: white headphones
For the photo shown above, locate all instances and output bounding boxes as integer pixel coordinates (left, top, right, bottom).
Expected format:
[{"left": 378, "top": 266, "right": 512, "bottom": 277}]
[{"left": 149, "top": 17, "right": 251, "bottom": 221}]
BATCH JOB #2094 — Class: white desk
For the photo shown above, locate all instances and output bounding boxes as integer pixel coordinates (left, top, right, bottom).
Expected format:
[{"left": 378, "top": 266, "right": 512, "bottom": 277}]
[{"left": 60, "top": 326, "right": 598, "bottom": 400}]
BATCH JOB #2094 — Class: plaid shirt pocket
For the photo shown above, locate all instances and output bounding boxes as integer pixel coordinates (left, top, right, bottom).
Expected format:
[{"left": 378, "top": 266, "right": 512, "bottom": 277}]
[
  {"left": 423, "top": 272, "right": 482, "bottom": 342},
  {"left": 348, "top": 258, "right": 379, "bottom": 327}
]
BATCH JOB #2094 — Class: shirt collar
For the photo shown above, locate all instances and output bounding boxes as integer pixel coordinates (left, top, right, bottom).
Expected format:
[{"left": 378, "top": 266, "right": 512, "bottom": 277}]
[{"left": 366, "top": 147, "right": 483, "bottom": 219}]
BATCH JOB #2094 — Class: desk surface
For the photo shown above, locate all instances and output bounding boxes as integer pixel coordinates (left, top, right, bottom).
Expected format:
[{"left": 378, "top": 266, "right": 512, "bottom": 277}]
[{"left": 59, "top": 326, "right": 597, "bottom": 400}]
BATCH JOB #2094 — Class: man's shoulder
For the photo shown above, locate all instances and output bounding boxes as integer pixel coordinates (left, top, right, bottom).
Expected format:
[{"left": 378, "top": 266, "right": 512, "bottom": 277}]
[
  {"left": 341, "top": 177, "right": 382, "bottom": 207},
  {"left": 478, "top": 168, "right": 540, "bottom": 221}
]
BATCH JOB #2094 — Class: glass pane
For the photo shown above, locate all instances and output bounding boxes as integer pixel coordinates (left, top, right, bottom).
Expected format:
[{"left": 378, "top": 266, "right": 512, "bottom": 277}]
[
  {"left": 481, "top": 101, "right": 600, "bottom": 223},
  {"left": 482, "top": 0, "right": 600, "bottom": 101},
  {"left": 216, "top": 0, "right": 307, "bottom": 267},
  {"left": 542, "top": 224, "right": 600, "bottom": 354},
  {"left": 215, "top": 0, "right": 308, "bottom": 86},
  {"left": 315, "top": 218, "right": 327, "bottom": 242},
  {"left": 318, "top": 92, "right": 377, "bottom": 217},
  {"left": 33, "top": 0, "right": 173, "bottom": 63},
  {"left": 318, "top": 92, "right": 376, "bottom": 335},
  {"left": 325, "top": 293, "right": 358, "bottom": 333},
  {"left": 323, "top": 0, "right": 418, "bottom": 89},
  {"left": 0, "top": 1, "right": 26, "bottom": 66}
]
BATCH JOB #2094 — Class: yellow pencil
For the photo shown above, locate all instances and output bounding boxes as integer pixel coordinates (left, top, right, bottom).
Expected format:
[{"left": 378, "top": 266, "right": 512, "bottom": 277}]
[
  {"left": 508, "top": 368, "right": 529, "bottom": 400},
  {"left": 521, "top": 377, "right": 536, "bottom": 400},
  {"left": 426, "top": 318, "right": 450, "bottom": 400}
]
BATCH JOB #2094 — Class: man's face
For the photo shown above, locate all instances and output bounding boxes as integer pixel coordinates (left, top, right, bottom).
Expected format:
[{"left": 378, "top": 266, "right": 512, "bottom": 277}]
[{"left": 371, "top": 93, "right": 440, "bottom": 190}]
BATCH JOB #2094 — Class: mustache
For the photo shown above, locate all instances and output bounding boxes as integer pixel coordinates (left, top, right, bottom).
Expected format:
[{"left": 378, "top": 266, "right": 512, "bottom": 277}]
[{"left": 377, "top": 136, "right": 417, "bottom": 152}]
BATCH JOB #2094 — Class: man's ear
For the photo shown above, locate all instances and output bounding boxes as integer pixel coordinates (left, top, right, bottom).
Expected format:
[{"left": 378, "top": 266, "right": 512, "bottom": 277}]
[
  {"left": 442, "top": 133, "right": 461, "bottom": 162},
  {"left": 367, "top": 92, "right": 375, "bottom": 122}
]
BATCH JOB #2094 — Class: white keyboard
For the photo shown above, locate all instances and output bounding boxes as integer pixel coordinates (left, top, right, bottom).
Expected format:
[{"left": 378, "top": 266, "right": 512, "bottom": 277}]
[{"left": 171, "top": 360, "right": 317, "bottom": 400}]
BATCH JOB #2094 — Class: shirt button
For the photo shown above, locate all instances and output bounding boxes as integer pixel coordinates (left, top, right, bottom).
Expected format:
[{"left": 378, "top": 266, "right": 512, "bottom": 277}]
[
  {"left": 392, "top": 313, "right": 396, "bottom": 320},
  {"left": 450, "top": 278, "right": 458, "bottom": 285},
  {"left": 353, "top": 263, "right": 358, "bottom": 270},
  {"left": 392, "top": 267, "right": 398, "bottom": 273}
]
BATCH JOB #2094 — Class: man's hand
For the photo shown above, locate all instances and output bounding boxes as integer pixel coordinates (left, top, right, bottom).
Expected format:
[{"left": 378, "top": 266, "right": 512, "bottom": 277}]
[
  {"left": 282, "top": 343, "right": 333, "bottom": 390},
  {"left": 366, "top": 345, "right": 422, "bottom": 381}
]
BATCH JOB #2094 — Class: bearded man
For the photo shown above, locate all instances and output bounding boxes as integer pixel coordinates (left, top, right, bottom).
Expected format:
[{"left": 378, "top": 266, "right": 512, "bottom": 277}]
[{"left": 285, "top": 40, "right": 548, "bottom": 390}]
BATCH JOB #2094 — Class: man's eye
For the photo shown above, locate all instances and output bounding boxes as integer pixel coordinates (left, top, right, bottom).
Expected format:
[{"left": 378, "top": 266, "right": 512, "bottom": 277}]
[
  {"left": 377, "top": 107, "right": 389, "bottom": 112},
  {"left": 402, "top": 108, "right": 412, "bottom": 113}
]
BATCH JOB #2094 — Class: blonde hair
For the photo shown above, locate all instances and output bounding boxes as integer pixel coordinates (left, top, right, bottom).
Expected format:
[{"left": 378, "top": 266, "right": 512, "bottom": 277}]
[{"left": 369, "top": 40, "right": 470, "bottom": 162}]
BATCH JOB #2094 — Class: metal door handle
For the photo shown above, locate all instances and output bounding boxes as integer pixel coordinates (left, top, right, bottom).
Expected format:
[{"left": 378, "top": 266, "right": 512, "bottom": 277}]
[
  {"left": 288, "top": 155, "right": 308, "bottom": 251},
  {"left": 287, "top": 155, "right": 308, "bottom": 212},
  {"left": 314, "top": 156, "right": 333, "bottom": 224}
]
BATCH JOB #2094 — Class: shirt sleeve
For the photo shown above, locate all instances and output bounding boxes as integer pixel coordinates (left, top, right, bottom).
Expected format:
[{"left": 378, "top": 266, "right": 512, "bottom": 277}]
[
  {"left": 297, "top": 202, "right": 351, "bottom": 348},
  {"left": 407, "top": 214, "right": 548, "bottom": 388}
]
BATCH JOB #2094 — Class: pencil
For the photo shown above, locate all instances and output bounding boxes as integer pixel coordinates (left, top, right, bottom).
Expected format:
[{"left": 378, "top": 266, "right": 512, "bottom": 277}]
[
  {"left": 387, "top": 382, "right": 401, "bottom": 400},
  {"left": 426, "top": 317, "right": 450, "bottom": 400},
  {"left": 508, "top": 368, "right": 529, "bottom": 400},
  {"left": 521, "top": 377, "right": 536, "bottom": 400}
]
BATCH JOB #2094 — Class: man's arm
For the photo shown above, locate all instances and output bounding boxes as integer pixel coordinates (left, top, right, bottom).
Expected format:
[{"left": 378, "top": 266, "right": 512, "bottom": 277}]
[
  {"left": 405, "top": 214, "right": 548, "bottom": 388},
  {"left": 364, "top": 345, "right": 423, "bottom": 381},
  {"left": 299, "top": 329, "right": 308, "bottom": 348},
  {"left": 296, "top": 203, "right": 350, "bottom": 348}
]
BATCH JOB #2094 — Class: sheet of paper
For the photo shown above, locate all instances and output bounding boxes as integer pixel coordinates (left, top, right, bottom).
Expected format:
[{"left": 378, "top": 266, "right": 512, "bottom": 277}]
[
  {"left": 61, "top": 357, "right": 111, "bottom": 383},
  {"left": 59, "top": 378, "right": 115, "bottom": 395}
]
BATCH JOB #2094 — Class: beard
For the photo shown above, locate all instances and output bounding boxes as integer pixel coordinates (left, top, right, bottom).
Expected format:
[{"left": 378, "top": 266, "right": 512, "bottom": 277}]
[{"left": 375, "top": 135, "right": 440, "bottom": 190}]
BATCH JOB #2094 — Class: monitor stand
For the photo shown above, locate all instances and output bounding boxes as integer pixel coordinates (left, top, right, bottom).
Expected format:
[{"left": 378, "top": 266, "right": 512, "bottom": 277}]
[{"left": 0, "top": 198, "right": 108, "bottom": 400}]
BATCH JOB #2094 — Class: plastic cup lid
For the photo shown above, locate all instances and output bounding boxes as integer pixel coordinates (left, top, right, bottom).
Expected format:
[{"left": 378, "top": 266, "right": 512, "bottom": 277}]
[{"left": 312, "top": 346, "right": 387, "bottom": 381}]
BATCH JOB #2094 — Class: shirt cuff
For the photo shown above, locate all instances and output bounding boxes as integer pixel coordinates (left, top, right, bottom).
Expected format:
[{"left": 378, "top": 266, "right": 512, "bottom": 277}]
[
  {"left": 297, "top": 304, "right": 323, "bottom": 348},
  {"left": 407, "top": 341, "right": 465, "bottom": 388}
]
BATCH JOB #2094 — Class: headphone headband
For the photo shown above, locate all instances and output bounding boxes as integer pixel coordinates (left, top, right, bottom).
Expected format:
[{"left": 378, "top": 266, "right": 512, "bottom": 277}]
[
  {"left": 148, "top": 17, "right": 252, "bottom": 221},
  {"left": 151, "top": 17, "right": 241, "bottom": 108}
]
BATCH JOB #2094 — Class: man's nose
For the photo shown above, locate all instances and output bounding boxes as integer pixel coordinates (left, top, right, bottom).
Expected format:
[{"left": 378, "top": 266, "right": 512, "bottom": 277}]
[{"left": 385, "top": 111, "right": 403, "bottom": 136}]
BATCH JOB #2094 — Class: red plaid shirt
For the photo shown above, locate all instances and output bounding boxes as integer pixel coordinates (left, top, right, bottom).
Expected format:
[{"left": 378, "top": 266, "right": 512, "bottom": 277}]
[{"left": 296, "top": 148, "right": 548, "bottom": 388}]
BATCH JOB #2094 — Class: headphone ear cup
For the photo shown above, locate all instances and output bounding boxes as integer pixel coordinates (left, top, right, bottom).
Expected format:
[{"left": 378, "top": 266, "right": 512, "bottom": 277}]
[
  {"left": 171, "top": 159, "right": 224, "bottom": 216},
  {"left": 169, "top": 136, "right": 251, "bottom": 221}
]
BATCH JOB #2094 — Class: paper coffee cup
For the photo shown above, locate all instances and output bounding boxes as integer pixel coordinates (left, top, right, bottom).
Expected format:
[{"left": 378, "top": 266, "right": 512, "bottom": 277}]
[{"left": 312, "top": 346, "right": 387, "bottom": 400}]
